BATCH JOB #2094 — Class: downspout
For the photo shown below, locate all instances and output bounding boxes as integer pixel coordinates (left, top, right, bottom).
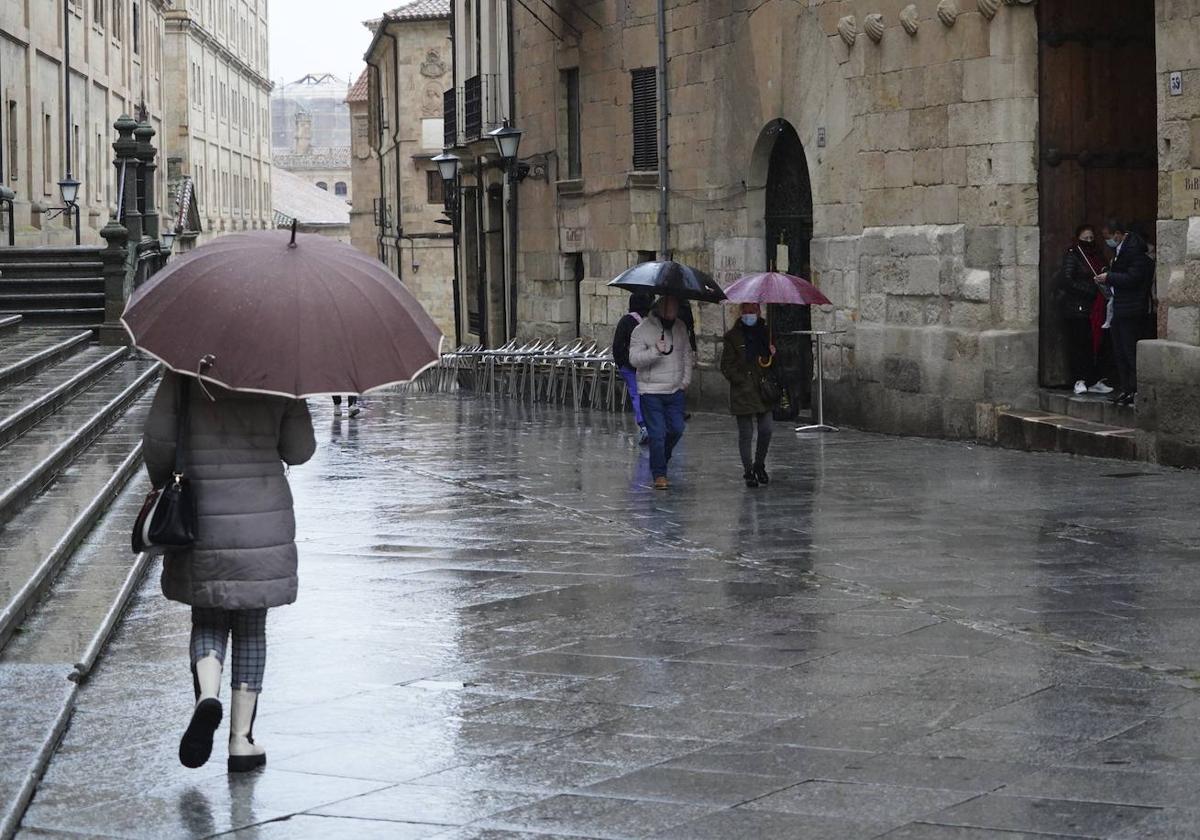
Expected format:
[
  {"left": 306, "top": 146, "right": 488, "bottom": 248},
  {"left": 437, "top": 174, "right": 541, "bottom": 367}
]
[
  {"left": 64, "top": 0, "right": 73, "bottom": 184},
  {"left": 655, "top": 0, "right": 669, "bottom": 259},
  {"left": 386, "top": 23, "right": 404, "bottom": 283},
  {"left": 448, "top": 6, "right": 463, "bottom": 347},
  {"left": 368, "top": 62, "right": 386, "bottom": 264},
  {"left": 505, "top": 0, "right": 518, "bottom": 341}
]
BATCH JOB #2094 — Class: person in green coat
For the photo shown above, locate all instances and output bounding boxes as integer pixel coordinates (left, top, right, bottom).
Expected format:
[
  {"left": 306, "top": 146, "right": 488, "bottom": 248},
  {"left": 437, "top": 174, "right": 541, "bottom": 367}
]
[{"left": 720, "top": 303, "right": 777, "bottom": 488}]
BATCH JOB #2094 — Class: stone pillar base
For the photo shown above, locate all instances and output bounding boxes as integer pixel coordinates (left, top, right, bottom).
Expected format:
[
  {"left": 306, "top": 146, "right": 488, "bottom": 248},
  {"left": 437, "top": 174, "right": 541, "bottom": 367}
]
[
  {"left": 98, "top": 323, "right": 131, "bottom": 347},
  {"left": 1136, "top": 339, "right": 1200, "bottom": 468}
]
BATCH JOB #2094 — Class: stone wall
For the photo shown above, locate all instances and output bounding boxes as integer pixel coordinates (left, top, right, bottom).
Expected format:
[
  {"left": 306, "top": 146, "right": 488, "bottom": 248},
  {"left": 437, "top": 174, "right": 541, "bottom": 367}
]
[{"left": 511, "top": 0, "right": 1042, "bottom": 435}]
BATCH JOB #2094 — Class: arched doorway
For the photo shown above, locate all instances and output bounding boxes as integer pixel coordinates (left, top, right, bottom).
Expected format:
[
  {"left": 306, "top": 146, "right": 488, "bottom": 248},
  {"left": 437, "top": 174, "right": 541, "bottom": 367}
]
[{"left": 763, "top": 120, "right": 814, "bottom": 414}]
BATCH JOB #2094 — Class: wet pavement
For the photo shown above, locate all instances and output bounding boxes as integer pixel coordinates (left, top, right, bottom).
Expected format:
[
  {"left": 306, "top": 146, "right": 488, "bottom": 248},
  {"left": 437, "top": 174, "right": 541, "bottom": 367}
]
[{"left": 18, "top": 392, "right": 1200, "bottom": 839}]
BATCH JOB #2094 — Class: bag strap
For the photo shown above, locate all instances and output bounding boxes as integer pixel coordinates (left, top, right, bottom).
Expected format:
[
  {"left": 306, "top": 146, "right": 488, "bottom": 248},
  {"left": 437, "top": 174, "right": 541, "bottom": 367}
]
[{"left": 173, "top": 377, "right": 191, "bottom": 478}]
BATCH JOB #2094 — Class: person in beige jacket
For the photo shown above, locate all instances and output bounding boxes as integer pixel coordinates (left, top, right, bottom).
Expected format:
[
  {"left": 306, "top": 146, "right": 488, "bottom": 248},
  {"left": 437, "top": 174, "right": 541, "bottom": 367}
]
[{"left": 629, "top": 295, "right": 693, "bottom": 489}]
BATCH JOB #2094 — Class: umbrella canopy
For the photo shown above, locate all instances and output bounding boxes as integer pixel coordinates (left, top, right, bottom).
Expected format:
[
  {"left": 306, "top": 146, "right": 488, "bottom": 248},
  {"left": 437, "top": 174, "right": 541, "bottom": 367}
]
[
  {"left": 122, "top": 230, "right": 444, "bottom": 398},
  {"left": 723, "top": 272, "right": 832, "bottom": 306},
  {"left": 608, "top": 260, "right": 727, "bottom": 303}
]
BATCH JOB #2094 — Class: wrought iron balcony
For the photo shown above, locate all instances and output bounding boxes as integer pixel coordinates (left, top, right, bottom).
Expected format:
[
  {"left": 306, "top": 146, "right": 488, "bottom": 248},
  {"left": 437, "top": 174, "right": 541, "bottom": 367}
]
[
  {"left": 443, "top": 89, "right": 457, "bottom": 149},
  {"left": 464, "top": 75, "right": 482, "bottom": 142}
]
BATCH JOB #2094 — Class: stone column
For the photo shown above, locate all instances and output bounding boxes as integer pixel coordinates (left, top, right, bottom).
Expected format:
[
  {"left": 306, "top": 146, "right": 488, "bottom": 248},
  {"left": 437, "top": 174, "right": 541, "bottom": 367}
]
[
  {"left": 98, "top": 219, "right": 131, "bottom": 347},
  {"left": 112, "top": 115, "right": 142, "bottom": 244},
  {"left": 134, "top": 120, "right": 159, "bottom": 241}
]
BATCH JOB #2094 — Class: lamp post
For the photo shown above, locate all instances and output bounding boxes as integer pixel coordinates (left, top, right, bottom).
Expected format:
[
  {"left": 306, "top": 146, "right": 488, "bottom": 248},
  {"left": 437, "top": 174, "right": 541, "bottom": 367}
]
[
  {"left": 488, "top": 120, "right": 522, "bottom": 341},
  {"left": 433, "top": 150, "right": 463, "bottom": 347},
  {"left": 0, "top": 186, "right": 14, "bottom": 247},
  {"left": 161, "top": 226, "right": 177, "bottom": 253}
]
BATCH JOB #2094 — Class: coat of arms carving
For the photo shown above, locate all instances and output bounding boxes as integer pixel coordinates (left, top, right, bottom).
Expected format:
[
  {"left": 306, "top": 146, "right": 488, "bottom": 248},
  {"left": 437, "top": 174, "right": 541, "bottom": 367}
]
[{"left": 420, "top": 50, "right": 448, "bottom": 79}]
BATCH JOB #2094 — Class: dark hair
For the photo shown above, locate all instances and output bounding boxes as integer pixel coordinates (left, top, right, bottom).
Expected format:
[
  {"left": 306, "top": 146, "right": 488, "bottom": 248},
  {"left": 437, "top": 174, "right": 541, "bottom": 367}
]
[
  {"left": 1103, "top": 218, "right": 1127, "bottom": 234},
  {"left": 1074, "top": 224, "right": 1094, "bottom": 239}
]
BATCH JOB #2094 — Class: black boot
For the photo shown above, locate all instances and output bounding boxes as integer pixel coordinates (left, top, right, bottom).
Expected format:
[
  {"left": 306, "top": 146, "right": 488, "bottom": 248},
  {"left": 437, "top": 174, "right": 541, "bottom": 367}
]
[
  {"left": 753, "top": 463, "right": 770, "bottom": 485},
  {"left": 743, "top": 470, "right": 759, "bottom": 488}
]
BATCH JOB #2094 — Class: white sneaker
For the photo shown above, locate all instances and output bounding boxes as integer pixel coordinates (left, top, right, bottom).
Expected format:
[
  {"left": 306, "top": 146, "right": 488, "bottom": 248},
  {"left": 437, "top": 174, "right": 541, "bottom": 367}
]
[
  {"left": 1088, "top": 381, "right": 1114, "bottom": 395},
  {"left": 1073, "top": 380, "right": 1087, "bottom": 395}
]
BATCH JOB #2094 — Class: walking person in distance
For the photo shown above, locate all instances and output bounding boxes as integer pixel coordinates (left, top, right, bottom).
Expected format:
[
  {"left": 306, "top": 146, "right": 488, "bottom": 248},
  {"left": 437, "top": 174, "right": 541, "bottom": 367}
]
[
  {"left": 720, "top": 302, "right": 778, "bottom": 487},
  {"left": 629, "top": 294, "right": 693, "bottom": 490},
  {"left": 612, "top": 292, "right": 654, "bottom": 445},
  {"left": 143, "top": 372, "right": 316, "bottom": 773}
]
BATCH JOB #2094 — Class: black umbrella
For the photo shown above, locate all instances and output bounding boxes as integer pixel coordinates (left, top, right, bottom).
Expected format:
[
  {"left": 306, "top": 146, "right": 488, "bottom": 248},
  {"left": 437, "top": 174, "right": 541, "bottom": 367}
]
[{"left": 608, "top": 260, "right": 727, "bottom": 303}]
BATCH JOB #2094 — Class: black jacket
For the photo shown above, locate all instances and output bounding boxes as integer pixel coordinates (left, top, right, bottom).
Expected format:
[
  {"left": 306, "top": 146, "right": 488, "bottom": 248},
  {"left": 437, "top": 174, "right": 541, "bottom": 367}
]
[
  {"left": 1106, "top": 232, "right": 1154, "bottom": 320},
  {"left": 1059, "top": 246, "right": 1103, "bottom": 319},
  {"left": 612, "top": 313, "right": 641, "bottom": 369}
]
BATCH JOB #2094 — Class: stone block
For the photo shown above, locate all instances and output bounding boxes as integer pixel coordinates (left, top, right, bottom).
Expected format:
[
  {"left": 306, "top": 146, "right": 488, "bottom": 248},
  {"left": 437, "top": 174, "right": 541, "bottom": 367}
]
[
  {"left": 913, "top": 150, "right": 944, "bottom": 186},
  {"left": 1187, "top": 218, "right": 1200, "bottom": 259},
  {"left": 906, "top": 255, "right": 942, "bottom": 295},
  {"left": 943, "top": 147, "right": 968, "bottom": 186},
  {"left": 884, "top": 355, "right": 922, "bottom": 393},
  {"left": 1016, "top": 226, "right": 1039, "bottom": 266},
  {"left": 959, "top": 268, "right": 992, "bottom": 302},
  {"left": 909, "top": 106, "right": 949, "bottom": 150},
  {"left": 884, "top": 151, "right": 915, "bottom": 188},
  {"left": 1167, "top": 303, "right": 1200, "bottom": 345},
  {"left": 1158, "top": 219, "right": 1188, "bottom": 266},
  {"left": 922, "top": 186, "right": 960, "bottom": 225}
]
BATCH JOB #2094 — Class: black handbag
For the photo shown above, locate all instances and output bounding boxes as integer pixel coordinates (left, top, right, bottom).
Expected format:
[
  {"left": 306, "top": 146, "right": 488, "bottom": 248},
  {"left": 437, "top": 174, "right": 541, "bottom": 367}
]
[
  {"left": 758, "top": 366, "right": 783, "bottom": 406},
  {"left": 132, "top": 378, "right": 199, "bottom": 554}
]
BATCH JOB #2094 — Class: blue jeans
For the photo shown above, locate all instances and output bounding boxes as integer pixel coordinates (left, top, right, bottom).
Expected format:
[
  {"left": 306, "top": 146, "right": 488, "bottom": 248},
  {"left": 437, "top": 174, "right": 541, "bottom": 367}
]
[
  {"left": 618, "top": 367, "right": 643, "bottom": 426},
  {"left": 641, "top": 390, "right": 686, "bottom": 478}
]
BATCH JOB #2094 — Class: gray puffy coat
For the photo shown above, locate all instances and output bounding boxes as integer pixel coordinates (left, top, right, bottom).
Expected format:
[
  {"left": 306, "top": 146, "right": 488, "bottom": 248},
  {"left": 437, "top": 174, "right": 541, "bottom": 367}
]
[{"left": 143, "top": 371, "right": 316, "bottom": 610}]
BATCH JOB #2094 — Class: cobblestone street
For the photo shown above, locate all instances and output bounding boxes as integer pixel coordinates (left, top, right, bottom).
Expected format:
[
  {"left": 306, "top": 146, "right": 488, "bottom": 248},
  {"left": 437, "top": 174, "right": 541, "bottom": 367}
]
[{"left": 18, "top": 393, "right": 1200, "bottom": 839}]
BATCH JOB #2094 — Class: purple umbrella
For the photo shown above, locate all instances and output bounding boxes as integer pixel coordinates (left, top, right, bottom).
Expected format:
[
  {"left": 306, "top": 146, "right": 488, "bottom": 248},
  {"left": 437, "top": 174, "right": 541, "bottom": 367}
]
[
  {"left": 122, "top": 229, "right": 444, "bottom": 397},
  {"left": 723, "top": 272, "right": 832, "bottom": 306}
]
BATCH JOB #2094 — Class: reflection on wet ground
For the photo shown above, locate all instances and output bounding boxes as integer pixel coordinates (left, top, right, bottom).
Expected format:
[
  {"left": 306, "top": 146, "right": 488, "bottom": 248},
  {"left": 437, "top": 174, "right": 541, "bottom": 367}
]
[{"left": 19, "top": 393, "right": 1200, "bottom": 838}]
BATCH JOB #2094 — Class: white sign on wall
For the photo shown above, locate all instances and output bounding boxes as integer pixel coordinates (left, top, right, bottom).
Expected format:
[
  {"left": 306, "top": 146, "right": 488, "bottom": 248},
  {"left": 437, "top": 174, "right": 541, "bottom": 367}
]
[{"left": 1170, "top": 72, "right": 1183, "bottom": 97}]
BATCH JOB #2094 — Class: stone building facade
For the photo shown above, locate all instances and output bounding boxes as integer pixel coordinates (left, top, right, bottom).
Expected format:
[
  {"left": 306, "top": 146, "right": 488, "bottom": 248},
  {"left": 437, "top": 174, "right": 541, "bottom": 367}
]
[
  {"left": 501, "top": 0, "right": 1200, "bottom": 466},
  {"left": 270, "top": 73, "right": 352, "bottom": 202},
  {"left": 362, "top": 1, "right": 457, "bottom": 341},
  {"left": 1, "top": 0, "right": 170, "bottom": 245},
  {"left": 161, "top": 0, "right": 272, "bottom": 249}
]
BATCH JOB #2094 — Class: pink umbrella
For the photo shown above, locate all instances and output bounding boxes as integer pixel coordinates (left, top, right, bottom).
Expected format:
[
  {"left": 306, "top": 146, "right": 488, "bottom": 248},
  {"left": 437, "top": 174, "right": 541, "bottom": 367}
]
[{"left": 723, "top": 272, "right": 832, "bottom": 306}]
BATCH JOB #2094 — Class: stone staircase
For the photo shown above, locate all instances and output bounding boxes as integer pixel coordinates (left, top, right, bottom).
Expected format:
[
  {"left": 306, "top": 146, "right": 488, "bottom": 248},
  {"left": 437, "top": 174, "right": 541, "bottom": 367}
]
[
  {"left": 0, "top": 316, "right": 159, "bottom": 839},
  {"left": 996, "top": 389, "right": 1138, "bottom": 461},
  {"left": 0, "top": 247, "right": 107, "bottom": 332}
]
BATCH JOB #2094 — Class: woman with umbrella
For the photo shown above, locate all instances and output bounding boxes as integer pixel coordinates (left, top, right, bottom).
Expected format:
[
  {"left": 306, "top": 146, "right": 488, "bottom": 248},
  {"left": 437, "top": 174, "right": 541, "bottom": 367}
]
[
  {"left": 610, "top": 260, "right": 725, "bottom": 490},
  {"left": 126, "top": 225, "right": 442, "bottom": 773},
  {"left": 720, "top": 303, "right": 777, "bottom": 487}
]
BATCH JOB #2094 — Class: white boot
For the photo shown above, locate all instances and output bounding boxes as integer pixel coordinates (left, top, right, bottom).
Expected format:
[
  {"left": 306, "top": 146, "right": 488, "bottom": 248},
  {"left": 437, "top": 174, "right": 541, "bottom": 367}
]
[
  {"left": 228, "top": 686, "right": 267, "bottom": 773},
  {"left": 179, "top": 654, "right": 223, "bottom": 768}
]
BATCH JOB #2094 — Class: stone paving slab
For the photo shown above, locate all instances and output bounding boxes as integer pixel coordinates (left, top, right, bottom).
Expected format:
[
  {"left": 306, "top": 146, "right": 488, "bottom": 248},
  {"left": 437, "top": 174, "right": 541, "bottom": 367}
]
[{"left": 16, "top": 393, "right": 1200, "bottom": 838}]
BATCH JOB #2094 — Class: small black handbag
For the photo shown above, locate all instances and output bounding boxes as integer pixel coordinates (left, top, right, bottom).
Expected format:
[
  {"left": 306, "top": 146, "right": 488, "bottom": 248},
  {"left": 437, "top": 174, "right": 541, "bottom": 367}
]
[
  {"left": 757, "top": 359, "right": 783, "bottom": 407},
  {"left": 132, "top": 378, "right": 199, "bottom": 554}
]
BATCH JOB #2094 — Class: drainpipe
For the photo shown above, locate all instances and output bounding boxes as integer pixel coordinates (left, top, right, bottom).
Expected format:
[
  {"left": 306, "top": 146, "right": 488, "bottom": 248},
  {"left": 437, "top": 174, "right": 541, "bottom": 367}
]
[
  {"left": 368, "top": 62, "right": 387, "bottom": 264},
  {"left": 64, "top": 1, "right": 74, "bottom": 192},
  {"left": 655, "top": 0, "right": 669, "bottom": 260},
  {"left": 505, "top": 0, "right": 518, "bottom": 341},
  {"left": 386, "top": 23, "right": 404, "bottom": 283}
]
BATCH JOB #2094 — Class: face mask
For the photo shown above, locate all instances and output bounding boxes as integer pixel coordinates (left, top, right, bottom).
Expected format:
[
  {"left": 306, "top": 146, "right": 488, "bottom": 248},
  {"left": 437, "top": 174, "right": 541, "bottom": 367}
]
[
  {"left": 741, "top": 314, "right": 759, "bottom": 326},
  {"left": 1106, "top": 238, "right": 1119, "bottom": 249},
  {"left": 1079, "top": 237, "right": 1094, "bottom": 246}
]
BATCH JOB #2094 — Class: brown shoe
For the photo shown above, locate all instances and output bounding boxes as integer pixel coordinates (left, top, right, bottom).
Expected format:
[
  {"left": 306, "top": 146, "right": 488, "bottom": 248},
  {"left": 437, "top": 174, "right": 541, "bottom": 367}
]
[{"left": 653, "top": 476, "right": 669, "bottom": 490}]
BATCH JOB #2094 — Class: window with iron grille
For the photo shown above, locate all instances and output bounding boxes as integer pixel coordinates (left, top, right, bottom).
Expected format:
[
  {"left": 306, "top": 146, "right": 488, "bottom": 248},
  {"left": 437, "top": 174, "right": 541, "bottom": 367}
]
[
  {"left": 426, "top": 170, "right": 445, "bottom": 205},
  {"left": 563, "top": 68, "right": 581, "bottom": 179},
  {"left": 631, "top": 68, "right": 657, "bottom": 172}
]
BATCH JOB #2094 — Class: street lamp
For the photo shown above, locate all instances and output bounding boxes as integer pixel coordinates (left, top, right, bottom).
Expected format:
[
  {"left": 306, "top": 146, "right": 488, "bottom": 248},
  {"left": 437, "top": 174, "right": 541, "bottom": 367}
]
[
  {"left": 432, "top": 150, "right": 461, "bottom": 185},
  {"left": 46, "top": 174, "right": 82, "bottom": 244},
  {"left": 161, "top": 226, "right": 177, "bottom": 253},
  {"left": 488, "top": 120, "right": 522, "bottom": 169}
]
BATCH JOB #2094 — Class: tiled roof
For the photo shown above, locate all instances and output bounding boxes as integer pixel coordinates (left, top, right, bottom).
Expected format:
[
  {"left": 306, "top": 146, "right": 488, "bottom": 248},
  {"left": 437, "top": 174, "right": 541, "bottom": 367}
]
[
  {"left": 347, "top": 69, "right": 370, "bottom": 103},
  {"left": 271, "top": 168, "right": 351, "bottom": 226},
  {"left": 365, "top": 0, "right": 451, "bottom": 27}
]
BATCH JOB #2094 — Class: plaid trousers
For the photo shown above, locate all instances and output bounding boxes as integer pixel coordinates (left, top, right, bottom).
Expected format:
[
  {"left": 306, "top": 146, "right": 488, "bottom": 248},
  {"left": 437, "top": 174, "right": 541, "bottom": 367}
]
[{"left": 190, "top": 607, "right": 268, "bottom": 692}]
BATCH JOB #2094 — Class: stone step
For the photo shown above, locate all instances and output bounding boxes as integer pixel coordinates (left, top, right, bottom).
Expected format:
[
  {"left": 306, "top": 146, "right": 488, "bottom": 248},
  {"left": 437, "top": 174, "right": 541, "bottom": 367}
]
[
  {"left": 0, "top": 420, "right": 153, "bottom": 840},
  {"left": 0, "top": 359, "right": 158, "bottom": 533},
  {"left": 0, "top": 332, "right": 93, "bottom": 392},
  {"left": 0, "top": 263, "right": 104, "bottom": 279},
  {"left": 1038, "top": 388, "right": 1135, "bottom": 428},
  {"left": 0, "top": 346, "right": 128, "bottom": 449},
  {"left": 0, "top": 278, "right": 105, "bottom": 294},
  {"left": 996, "top": 408, "right": 1138, "bottom": 461},
  {"left": 0, "top": 315, "right": 20, "bottom": 333},
  {"left": 0, "top": 247, "right": 104, "bottom": 267},
  {"left": 0, "top": 308, "right": 105, "bottom": 328},
  {"left": 0, "top": 389, "right": 153, "bottom": 654}
]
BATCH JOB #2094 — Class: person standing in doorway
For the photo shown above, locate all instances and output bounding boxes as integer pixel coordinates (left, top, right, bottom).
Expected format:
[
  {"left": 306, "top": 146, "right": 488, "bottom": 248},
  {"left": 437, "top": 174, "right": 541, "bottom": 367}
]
[
  {"left": 1058, "top": 225, "right": 1114, "bottom": 396},
  {"left": 1097, "top": 219, "right": 1155, "bottom": 406},
  {"left": 630, "top": 295, "right": 693, "bottom": 490},
  {"left": 332, "top": 395, "right": 360, "bottom": 418},
  {"left": 612, "top": 292, "right": 654, "bottom": 445},
  {"left": 720, "top": 303, "right": 777, "bottom": 487}
]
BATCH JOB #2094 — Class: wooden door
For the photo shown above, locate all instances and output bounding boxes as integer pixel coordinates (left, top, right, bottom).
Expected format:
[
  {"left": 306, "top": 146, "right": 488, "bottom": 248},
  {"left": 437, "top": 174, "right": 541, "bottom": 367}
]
[{"left": 1038, "top": 1, "right": 1157, "bottom": 387}]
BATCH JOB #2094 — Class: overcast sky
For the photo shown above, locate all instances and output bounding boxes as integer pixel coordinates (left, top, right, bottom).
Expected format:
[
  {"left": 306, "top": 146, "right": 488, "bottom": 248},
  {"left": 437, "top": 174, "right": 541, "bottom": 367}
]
[{"left": 269, "top": 0, "right": 389, "bottom": 87}]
